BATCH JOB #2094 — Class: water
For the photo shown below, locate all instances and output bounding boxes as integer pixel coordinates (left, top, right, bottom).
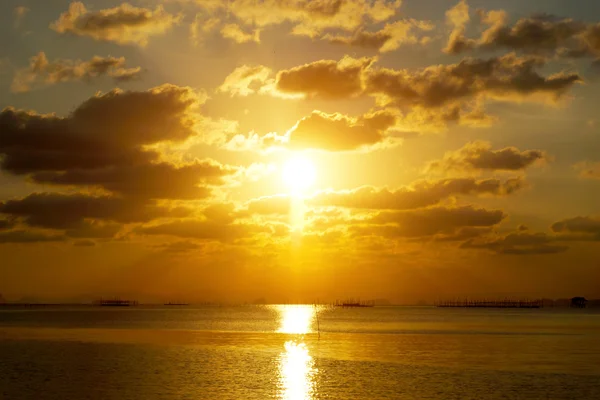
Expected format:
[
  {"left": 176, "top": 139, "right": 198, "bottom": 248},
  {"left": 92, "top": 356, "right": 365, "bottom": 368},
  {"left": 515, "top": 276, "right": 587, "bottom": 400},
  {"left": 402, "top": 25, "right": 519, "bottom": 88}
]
[{"left": 1, "top": 306, "right": 599, "bottom": 399}]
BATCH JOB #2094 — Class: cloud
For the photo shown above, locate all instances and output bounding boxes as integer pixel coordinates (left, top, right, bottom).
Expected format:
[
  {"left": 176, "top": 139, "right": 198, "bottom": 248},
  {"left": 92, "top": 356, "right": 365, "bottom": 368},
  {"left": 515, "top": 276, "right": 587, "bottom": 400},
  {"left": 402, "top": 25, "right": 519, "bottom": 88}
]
[
  {"left": 366, "top": 53, "right": 582, "bottom": 110},
  {"left": 351, "top": 205, "right": 506, "bottom": 238},
  {"left": 73, "top": 239, "right": 96, "bottom": 247},
  {"left": 238, "top": 54, "right": 580, "bottom": 130},
  {"left": 204, "top": 0, "right": 402, "bottom": 38},
  {"left": 574, "top": 161, "right": 600, "bottom": 180},
  {"left": 0, "top": 230, "right": 66, "bottom": 244},
  {"left": 224, "top": 109, "right": 400, "bottom": 152},
  {"left": 136, "top": 219, "right": 269, "bottom": 242},
  {"left": 221, "top": 24, "right": 260, "bottom": 43},
  {"left": 50, "top": 2, "right": 181, "bottom": 46},
  {"left": 460, "top": 216, "right": 600, "bottom": 255},
  {"left": 273, "top": 56, "right": 375, "bottom": 99},
  {"left": 443, "top": 1, "right": 600, "bottom": 61},
  {"left": 323, "top": 19, "right": 433, "bottom": 53},
  {"left": 65, "top": 221, "right": 123, "bottom": 239},
  {"left": 284, "top": 109, "right": 399, "bottom": 151},
  {"left": 309, "top": 177, "right": 525, "bottom": 210},
  {"left": 154, "top": 240, "right": 203, "bottom": 254},
  {"left": 111, "top": 67, "right": 144, "bottom": 82},
  {"left": 427, "top": 141, "right": 547, "bottom": 173},
  {"left": 1, "top": 84, "right": 204, "bottom": 175},
  {"left": 551, "top": 216, "right": 600, "bottom": 237},
  {"left": 218, "top": 65, "right": 272, "bottom": 96},
  {"left": 190, "top": 15, "right": 220, "bottom": 46},
  {"left": 443, "top": 0, "right": 475, "bottom": 54},
  {"left": 11, "top": 52, "right": 143, "bottom": 93},
  {"left": 0, "top": 219, "right": 15, "bottom": 230},
  {"left": 30, "top": 160, "right": 235, "bottom": 200},
  {"left": 461, "top": 232, "right": 570, "bottom": 255},
  {"left": 0, "top": 193, "right": 187, "bottom": 230},
  {"left": 14, "top": 6, "right": 29, "bottom": 28},
  {"left": 245, "top": 195, "right": 291, "bottom": 215}
]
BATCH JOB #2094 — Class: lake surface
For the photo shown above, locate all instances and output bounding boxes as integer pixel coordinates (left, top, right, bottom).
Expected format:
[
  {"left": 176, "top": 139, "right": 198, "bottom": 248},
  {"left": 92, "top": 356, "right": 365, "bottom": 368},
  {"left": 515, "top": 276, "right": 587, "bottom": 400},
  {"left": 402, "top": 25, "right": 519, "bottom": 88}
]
[{"left": 1, "top": 305, "right": 599, "bottom": 399}]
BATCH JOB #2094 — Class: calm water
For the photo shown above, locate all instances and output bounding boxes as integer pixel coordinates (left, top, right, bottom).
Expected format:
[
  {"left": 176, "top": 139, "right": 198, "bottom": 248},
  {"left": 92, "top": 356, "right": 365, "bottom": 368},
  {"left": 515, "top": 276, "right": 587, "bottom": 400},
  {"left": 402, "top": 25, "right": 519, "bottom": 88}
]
[{"left": 1, "top": 306, "right": 599, "bottom": 399}]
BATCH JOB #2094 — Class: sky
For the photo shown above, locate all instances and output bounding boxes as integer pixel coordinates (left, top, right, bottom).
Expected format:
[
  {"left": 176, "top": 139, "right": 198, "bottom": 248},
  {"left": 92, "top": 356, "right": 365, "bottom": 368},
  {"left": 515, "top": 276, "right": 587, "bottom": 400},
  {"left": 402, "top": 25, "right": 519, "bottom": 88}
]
[{"left": 1, "top": 0, "right": 599, "bottom": 304}]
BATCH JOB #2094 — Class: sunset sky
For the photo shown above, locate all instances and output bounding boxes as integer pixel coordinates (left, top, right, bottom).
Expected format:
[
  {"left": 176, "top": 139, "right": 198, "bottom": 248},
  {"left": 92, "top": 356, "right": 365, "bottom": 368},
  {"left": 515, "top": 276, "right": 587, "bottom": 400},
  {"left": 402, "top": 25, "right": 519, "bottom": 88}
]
[{"left": 1, "top": 0, "right": 599, "bottom": 303}]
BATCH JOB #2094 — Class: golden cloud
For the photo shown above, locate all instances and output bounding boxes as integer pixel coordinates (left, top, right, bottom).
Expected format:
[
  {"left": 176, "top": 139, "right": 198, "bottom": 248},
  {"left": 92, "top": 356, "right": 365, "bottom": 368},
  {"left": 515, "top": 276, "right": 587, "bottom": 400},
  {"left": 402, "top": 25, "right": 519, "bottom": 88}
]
[
  {"left": 11, "top": 52, "right": 142, "bottom": 93},
  {"left": 51, "top": 2, "right": 181, "bottom": 46},
  {"left": 427, "top": 141, "right": 548, "bottom": 173}
]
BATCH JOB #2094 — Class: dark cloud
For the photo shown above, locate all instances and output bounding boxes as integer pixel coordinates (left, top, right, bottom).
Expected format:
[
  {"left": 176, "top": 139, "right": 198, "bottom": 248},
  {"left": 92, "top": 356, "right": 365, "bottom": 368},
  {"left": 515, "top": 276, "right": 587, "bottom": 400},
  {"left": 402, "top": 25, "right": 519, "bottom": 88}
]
[
  {"left": 31, "top": 160, "right": 234, "bottom": 200},
  {"left": 365, "top": 53, "right": 581, "bottom": 109},
  {"left": 274, "top": 56, "right": 375, "bottom": 99},
  {"left": 0, "top": 84, "right": 202, "bottom": 174},
  {"left": 478, "top": 14, "right": 586, "bottom": 54},
  {"left": 50, "top": 2, "right": 181, "bottom": 46},
  {"left": 65, "top": 221, "right": 123, "bottom": 239},
  {"left": 0, "top": 192, "right": 187, "bottom": 230},
  {"left": 0, "top": 85, "right": 238, "bottom": 200},
  {"left": 427, "top": 141, "right": 547, "bottom": 172},
  {"left": 221, "top": 53, "right": 579, "bottom": 130},
  {"left": 309, "top": 177, "right": 525, "bottom": 210},
  {"left": 0, "top": 230, "right": 66, "bottom": 244},
  {"left": 434, "top": 226, "right": 494, "bottom": 242},
  {"left": 11, "top": 52, "right": 143, "bottom": 93},
  {"left": 350, "top": 205, "right": 506, "bottom": 238},
  {"left": 73, "top": 239, "right": 96, "bottom": 247},
  {"left": 551, "top": 216, "right": 600, "bottom": 237},
  {"left": 461, "top": 232, "right": 570, "bottom": 255},
  {"left": 0, "top": 219, "right": 15, "bottom": 230},
  {"left": 443, "top": 1, "right": 600, "bottom": 61}
]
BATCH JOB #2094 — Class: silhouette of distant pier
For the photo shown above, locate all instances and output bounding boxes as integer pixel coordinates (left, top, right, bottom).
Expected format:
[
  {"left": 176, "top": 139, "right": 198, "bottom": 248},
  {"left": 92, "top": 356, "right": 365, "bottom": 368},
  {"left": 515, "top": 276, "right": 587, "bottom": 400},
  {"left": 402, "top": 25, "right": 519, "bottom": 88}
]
[
  {"left": 333, "top": 299, "right": 374, "bottom": 308},
  {"left": 93, "top": 298, "right": 138, "bottom": 307},
  {"left": 436, "top": 299, "right": 541, "bottom": 309}
]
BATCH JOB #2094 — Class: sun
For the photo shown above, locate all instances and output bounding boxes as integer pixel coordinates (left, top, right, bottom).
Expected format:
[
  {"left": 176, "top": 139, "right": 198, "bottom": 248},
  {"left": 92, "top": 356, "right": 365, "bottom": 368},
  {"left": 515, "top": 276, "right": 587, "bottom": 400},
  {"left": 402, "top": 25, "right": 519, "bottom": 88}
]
[{"left": 282, "top": 156, "right": 316, "bottom": 195}]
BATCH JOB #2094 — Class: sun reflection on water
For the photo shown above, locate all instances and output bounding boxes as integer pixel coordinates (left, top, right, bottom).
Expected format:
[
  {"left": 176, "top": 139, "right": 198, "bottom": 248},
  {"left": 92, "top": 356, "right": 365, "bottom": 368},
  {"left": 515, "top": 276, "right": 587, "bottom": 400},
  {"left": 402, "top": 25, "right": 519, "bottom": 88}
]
[
  {"left": 280, "top": 341, "right": 316, "bottom": 400},
  {"left": 275, "top": 305, "right": 318, "bottom": 400},
  {"left": 276, "top": 305, "right": 315, "bottom": 334}
]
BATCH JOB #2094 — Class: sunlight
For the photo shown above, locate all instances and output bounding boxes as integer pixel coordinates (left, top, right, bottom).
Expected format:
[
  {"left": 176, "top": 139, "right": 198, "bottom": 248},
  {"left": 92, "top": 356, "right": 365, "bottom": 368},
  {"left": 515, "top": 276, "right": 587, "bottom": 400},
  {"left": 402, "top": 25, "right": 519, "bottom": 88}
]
[
  {"left": 282, "top": 156, "right": 316, "bottom": 196},
  {"left": 276, "top": 305, "right": 315, "bottom": 334},
  {"left": 278, "top": 341, "right": 317, "bottom": 400}
]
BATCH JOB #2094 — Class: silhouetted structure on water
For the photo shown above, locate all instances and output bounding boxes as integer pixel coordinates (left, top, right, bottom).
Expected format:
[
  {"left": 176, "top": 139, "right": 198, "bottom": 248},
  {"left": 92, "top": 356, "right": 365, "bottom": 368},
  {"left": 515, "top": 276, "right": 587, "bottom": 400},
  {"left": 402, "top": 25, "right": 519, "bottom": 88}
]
[
  {"left": 334, "top": 299, "right": 374, "bottom": 308},
  {"left": 94, "top": 298, "right": 138, "bottom": 306},
  {"left": 436, "top": 299, "right": 541, "bottom": 308},
  {"left": 570, "top": 297, "right": 588, "bottom": 308}
]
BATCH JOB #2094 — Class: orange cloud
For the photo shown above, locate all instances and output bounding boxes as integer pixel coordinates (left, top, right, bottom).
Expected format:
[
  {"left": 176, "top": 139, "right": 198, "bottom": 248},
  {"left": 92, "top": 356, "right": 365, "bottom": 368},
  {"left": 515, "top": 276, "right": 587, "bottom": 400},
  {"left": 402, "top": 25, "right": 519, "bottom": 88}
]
[
  {"left": 574, "top": 161, "right": 600, "bottom": 180},
  {"left": 51, "top": 2, "right": 181, "bottom": 46},
  {"left": 221, "top": 23, "right": 260, "bottom": 43},
  {"left": 11, "top": 52, "right": 143, "bottom": 93},
  {"left": 322, "top": 19, "right": 433, "bottom": 52},
  {"left": 310, "top": 177, "right": 525, "bottom": 210},
  {"left": 427, "top": 141, "right": 548, "bottom": 173}
]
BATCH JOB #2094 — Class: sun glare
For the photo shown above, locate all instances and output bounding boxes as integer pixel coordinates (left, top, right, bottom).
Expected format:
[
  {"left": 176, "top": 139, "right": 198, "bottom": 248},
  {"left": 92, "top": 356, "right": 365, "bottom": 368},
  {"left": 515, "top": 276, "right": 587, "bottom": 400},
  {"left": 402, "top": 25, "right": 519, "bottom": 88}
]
[{"left": 282, "top": 157, "right": 316, "bottom": 195}]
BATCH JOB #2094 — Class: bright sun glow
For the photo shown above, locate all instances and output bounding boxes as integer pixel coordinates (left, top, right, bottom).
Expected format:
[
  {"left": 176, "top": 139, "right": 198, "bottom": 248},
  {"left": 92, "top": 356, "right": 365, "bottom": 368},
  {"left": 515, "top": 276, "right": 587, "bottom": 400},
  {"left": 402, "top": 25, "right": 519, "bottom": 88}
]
[
  {"left": 276, "top": 305, "right": 315, "bottom": 334},
  {"left": 282, "top": 157, "right": 316, "bottom": 195}
]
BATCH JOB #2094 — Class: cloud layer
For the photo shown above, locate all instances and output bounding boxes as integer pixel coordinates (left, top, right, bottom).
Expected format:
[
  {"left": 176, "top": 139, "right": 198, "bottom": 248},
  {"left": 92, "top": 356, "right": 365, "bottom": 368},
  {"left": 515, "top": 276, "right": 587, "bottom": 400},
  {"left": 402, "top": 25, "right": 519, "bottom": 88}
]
[{"left": 51, "top": 2, "right": 181, "bottom": 46}]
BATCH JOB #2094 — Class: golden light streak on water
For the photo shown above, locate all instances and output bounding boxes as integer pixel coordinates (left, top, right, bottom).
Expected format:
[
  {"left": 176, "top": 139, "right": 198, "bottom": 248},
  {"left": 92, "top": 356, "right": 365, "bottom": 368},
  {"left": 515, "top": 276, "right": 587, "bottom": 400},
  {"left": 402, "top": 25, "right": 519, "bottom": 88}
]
[
  {"left": 275, "top": 305, "right": 318, "bottom": 399},
  {"left": 279, "top": 341, "right": 317, "bottom": 400}
]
